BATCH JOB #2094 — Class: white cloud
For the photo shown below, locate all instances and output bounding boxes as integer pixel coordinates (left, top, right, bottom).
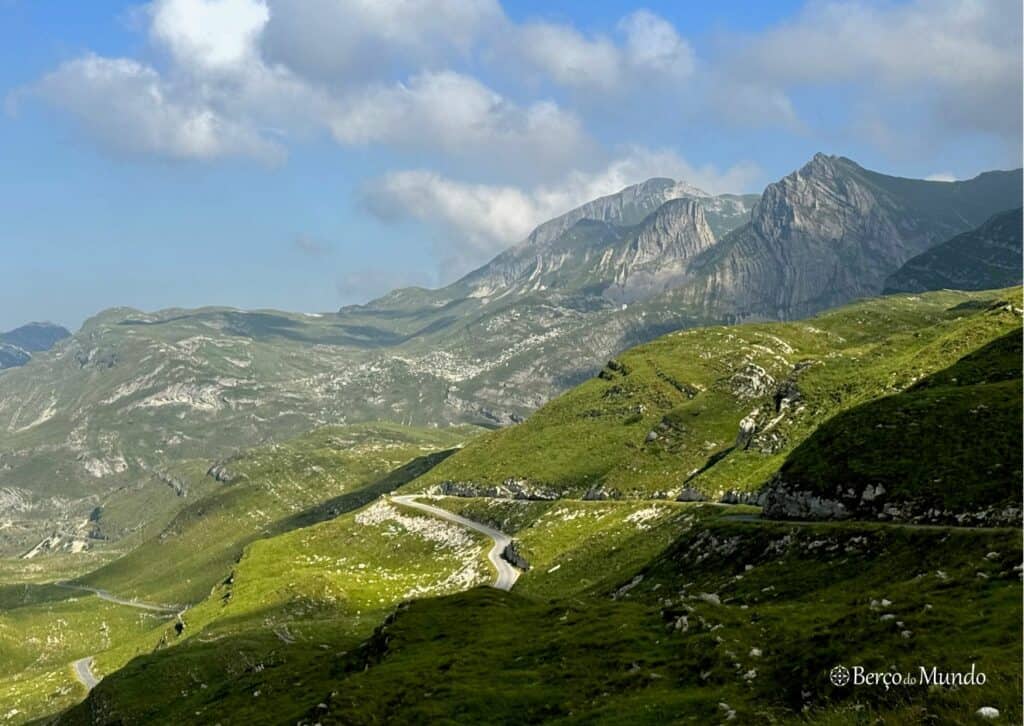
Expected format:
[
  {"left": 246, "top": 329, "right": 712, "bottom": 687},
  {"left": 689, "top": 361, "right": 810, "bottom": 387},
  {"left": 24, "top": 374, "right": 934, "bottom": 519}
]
[
  {"left": 262, "top": 0, "right": 503, "bottom": 83},
  {"left": 515, "top": 10, "right": 694, "bottom": 93},
  {"left": 619, "top": 10, "right": 694, "bottom": 78},
  {"left": 925, "top": 172, "right": 957, "bottom": 182},
  {"left": 149, "top": 0, "right": 269, "bottom": 73},
  {"left": 362, "top": 149, "right": 760, "bottom": 274},
  {"left": 516, "top": 23, "right": 623, "bottom": 91},
  {"left": 32, "top": 54, "right": 283, "bottom": 162},
  {"left": 325, "top": 71, "right": 588, "bottom": 168},
  {"left": 26, "top": 1, "right": 586, "bottom": 171},
  {"left": 723, "top": 0, "right": 1022, "bottom": 142}
]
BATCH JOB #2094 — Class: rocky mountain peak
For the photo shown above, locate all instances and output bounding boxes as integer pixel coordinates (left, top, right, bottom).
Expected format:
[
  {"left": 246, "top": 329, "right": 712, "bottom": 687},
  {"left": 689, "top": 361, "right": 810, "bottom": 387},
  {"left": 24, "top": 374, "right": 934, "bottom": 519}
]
[
  {"left": 749, "top": 153, "right": 874, "bottom": 242},
  {"left": 522, "top": 176, "right": 709, "bottom": 250}
]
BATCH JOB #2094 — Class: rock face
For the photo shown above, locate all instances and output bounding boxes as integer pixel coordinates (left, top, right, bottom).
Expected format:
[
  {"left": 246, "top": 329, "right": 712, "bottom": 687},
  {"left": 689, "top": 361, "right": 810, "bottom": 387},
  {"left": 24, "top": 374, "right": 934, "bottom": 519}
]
[
  {"left": 762, "top": 476, "right": 1022, "bottom": 527},
  {"left": 438, "top": 479, "right": 562, "bottom": 501},
  {"left": 452, "top": 196, "right": 720, "bottom": 303},
  {"left": 884, "top": 208, "right": 1023, "bottom": 293},
  {"left": 682, "top": 155, "right": 1023, "bottom": 320}
]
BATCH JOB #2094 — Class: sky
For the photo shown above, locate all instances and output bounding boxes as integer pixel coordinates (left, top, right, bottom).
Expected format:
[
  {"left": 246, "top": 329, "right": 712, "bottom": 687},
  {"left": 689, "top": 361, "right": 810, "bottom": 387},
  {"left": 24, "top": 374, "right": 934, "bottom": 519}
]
[{"left": 1, "top": 0, "right": 1021, "bottom": 331}]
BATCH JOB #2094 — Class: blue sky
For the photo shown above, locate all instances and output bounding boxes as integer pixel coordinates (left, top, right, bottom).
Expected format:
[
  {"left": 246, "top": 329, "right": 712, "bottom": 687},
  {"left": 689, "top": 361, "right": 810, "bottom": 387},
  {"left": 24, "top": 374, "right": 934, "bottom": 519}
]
[{"left": 1, "top": 0, "right": 1021, "bottom": 331}]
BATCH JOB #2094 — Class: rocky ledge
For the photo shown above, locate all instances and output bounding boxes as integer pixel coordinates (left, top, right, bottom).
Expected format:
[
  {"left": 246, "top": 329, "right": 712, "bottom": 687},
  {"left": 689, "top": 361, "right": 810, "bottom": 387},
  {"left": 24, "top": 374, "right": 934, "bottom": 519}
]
[
  {"left": 761, "top": 476, "right": 1021, "bottom": 526},
  {"left": 438, "top": 479, "right": 563, "bottom": 500}
]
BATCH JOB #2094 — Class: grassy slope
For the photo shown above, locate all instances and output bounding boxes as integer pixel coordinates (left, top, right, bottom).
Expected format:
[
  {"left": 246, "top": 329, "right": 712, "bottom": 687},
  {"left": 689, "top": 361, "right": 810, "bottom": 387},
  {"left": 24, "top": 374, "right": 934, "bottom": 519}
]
[
  {"left": 776, "top": 329, "right": 1022, "bottom": 512},
  {"left": 0, "top": 591, "right": 171, "bottom": 723},
  {"left": 410, "top": 289, "right": 1022, "bottom": 499},
  {"left": 422, "top": 496, "right": 742, "bottom": 600},
  {"left": 0, "top": 424, "right": 472, "bottom": 724},
  {"left": 309, "top": 520, "right": 1021, "bottom": 725},
  {"left": 53, "top": 491, "right": 1023, "bottom": 725},
  {"left": 53, "top": 499, "right": 715, "bottom": 724},
  {"left": 78, "top": 423, "right": 473, "bottom": 605},
  {"left": 14, "top": 290, "right": 1023, "bottom": 724},
  {"left": 57, "top": 497, "right": 495, "bottom": 725}
]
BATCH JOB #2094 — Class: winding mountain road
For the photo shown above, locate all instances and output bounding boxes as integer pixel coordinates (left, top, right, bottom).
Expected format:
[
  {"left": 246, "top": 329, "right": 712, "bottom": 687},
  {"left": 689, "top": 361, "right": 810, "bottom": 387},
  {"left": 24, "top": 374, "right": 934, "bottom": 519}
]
[
  {"left": 57, "top": 583, "right": 181, "bottom": 691},
  {"left": 391, "top": 495, "right": 521, "bottom": 591},
  {"left": 55, "top": 582, "right": 181, "bottom": 613},
  {"left": 72, "top": 657, "right": 99, "bottom": 691}
]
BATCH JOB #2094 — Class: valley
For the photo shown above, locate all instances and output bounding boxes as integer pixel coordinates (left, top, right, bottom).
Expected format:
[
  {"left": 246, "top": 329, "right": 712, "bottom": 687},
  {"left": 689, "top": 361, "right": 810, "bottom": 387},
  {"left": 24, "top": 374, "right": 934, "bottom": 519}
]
[
  {"left": 0, "top": 284, "right": 1019, "bottom": 724},
  {"left": 1, "top": 155, "right": 1020, "bottom": 557},
  {"left": 0, "top": 154, "right": 1020, "bottom": 725}
]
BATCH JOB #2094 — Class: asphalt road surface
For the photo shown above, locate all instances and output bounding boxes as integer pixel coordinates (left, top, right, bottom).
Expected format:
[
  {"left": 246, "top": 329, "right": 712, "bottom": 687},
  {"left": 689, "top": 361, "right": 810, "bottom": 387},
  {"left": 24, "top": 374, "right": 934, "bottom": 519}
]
[{"left": 391, "top": 495, "right": 521, "bottom": 590}]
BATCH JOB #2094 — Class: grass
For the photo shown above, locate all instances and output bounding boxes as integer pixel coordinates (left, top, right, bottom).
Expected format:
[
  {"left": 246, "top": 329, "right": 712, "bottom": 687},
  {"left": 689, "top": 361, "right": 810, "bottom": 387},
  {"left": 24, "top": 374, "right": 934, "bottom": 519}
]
[
  {"left": 777, "top": 329, "right": 1022, "bottom": 512},
  {"left": 78, "top": 423, "right": 475, "bottom": 605},
  {"left": 0, "top": 424, "right": 474, "bottom": 724},
  {"left": 55, "top": 496, "right": 495, "bottom": 725},
  {"left": 422, "top": 496, "right": 744, "bottom": 599},
  {"left": 300, "top": 519, "right": 1021, "bottom": 725},
  {"left": 409, "top": 288, "right": 1022, "bottom": 500},
  {"left": 4, "top": 289, "right": 1020, "bottom": 724}
]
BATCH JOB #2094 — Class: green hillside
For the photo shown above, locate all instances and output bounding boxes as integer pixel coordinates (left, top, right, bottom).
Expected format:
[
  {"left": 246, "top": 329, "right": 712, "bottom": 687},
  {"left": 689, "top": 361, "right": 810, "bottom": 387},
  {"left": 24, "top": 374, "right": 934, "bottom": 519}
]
[
  {"left": 409, "top": 288, "right": 1023, "bottom": 502},
  {"left": 765, "top": 329, "right": 1022, "bottom": 522},
  {"left": 2, "top": 289, "right": 1020, "bottom": 724},
  {"left": 0, "top": 424, "right": 475, "bottom": 722},
  {"left": 309, "top": 522, "right": 1020, "bottom": 725},
  {"left": 79, "top": 423, "right": 475, "bottom": 604},
  {"left": 55, "top": 504, "right": 1022, "bottom": 725}
]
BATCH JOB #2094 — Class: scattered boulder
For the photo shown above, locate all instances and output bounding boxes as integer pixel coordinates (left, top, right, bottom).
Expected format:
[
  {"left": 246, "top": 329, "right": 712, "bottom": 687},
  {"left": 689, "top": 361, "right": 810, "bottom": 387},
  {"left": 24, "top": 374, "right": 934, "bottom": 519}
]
[
  {"left": 582, "top": 486, "right": 621, "bottom": 501},
  {"left": 501, "top": 541, "right": 530, "bottom": 571},
  {"left": 207, "top": 463, "right": 236, "bottom": 483},
  {"left": 735, "top": 412, "right": 758, "bottom": 449},
  {"left": 861, "top": 484, "right": 885, "bottom": 503},
  {"left": 761, "top": 478, "right": 851, "bottom": 520},
  {"left": 731, "top": 362, "right": 775, "bottom": 399},
  {"left": 719, "top": 490, "right": 764, "bottom": 506}
]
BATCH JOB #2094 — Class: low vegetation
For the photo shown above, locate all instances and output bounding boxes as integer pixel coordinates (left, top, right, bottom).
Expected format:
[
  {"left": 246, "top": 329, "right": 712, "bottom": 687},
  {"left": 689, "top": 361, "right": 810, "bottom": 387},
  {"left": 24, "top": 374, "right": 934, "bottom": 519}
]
[{"left": 411, "top": 289, "right": 1022, "bottom": 500}]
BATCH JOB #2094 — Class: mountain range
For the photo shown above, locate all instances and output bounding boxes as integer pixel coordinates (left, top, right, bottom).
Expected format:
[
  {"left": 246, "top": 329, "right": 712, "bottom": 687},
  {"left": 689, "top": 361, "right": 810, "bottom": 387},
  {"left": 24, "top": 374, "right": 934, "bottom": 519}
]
[
  {"left": 0, "top": 153, "right": 1020, "bottom": 556},
  {"left": 0, "top": 151, "right": 1021, "bottom": 726},
  {"left": 885, "top": 207, "right": 1023, "bottom": 293}
]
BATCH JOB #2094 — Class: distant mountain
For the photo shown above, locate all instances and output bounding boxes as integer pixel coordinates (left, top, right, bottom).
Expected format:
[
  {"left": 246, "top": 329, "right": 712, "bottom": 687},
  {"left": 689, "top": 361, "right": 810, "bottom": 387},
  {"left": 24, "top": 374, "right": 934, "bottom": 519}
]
[
  {"left": 365, "top": 178, "right": 757, "bottom": 307},
  {"left": 2, "top": 321, "right": 72, "bottom": 352},
  {"left": 0, "top": 321, "right": 70, "bottom": 370},
  {"left": 884, "top": 208, "right": 1023, "bottom": 293},
  {"left": 680, "top": 155, "right": 1024, "bottom": 320},
  {"left": 1, "top": 154, "right": 1021, "bottom": 554}
]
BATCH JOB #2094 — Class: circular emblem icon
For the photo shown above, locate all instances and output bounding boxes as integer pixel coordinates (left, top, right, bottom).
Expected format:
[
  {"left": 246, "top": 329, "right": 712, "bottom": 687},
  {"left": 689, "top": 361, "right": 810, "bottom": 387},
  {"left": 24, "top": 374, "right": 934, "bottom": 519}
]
[{"left": 830, "top": 665, "right": 851, "bottom": 687}]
